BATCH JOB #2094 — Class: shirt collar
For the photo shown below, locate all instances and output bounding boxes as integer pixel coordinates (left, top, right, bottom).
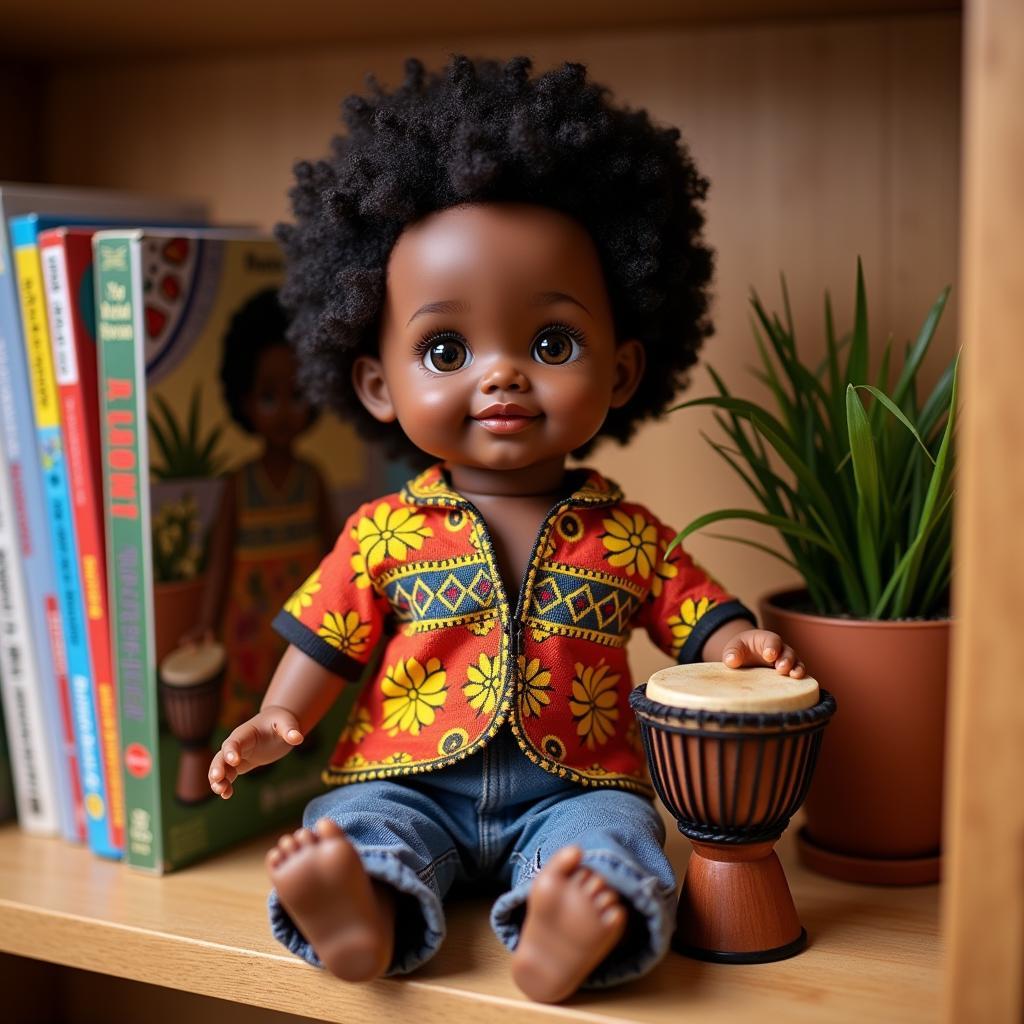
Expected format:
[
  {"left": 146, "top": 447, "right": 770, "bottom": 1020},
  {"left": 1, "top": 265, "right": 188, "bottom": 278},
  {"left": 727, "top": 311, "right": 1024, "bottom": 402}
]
[{"left": 400, "top": 461, "right": 623, "bottom": 510}]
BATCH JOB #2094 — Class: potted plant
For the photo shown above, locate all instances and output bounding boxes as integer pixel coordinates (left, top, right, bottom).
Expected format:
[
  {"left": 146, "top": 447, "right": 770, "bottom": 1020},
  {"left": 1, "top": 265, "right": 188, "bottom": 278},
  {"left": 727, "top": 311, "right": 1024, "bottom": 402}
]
[
  {"left": 149, "top": 385, "right": 229, "bottom": 664},
  {"left": 669, "top": 261, "right": 958, "bottom": 884}
]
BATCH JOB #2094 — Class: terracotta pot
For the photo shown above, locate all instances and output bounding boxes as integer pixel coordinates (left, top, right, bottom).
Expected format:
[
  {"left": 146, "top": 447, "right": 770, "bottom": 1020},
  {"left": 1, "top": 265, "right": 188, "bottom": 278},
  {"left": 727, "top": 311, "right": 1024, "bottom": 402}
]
[
  {"left": 760, "top": 589, "right": 950, "bottom": 884},
  {"left": 153, "top": 575, "right": 208, "bottom": 665}
]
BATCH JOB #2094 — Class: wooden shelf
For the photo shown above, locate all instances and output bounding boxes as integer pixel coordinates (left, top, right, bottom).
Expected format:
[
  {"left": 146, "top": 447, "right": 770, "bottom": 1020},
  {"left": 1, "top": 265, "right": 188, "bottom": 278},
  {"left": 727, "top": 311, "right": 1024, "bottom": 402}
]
[
  {"left": 2, "top": 0, "right": 960, "bottom": 59},
  {"left": 0, "top": 818, "right": 939, "bottom": 1023}
]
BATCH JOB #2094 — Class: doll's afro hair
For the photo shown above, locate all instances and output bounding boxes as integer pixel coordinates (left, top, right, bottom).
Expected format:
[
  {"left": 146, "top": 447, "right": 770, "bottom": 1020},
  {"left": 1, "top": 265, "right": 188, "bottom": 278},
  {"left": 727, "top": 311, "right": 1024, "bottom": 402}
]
[
  {"left": 220, "top": 287, "right": 316, "bottom": 434},
  {"left": 276, "top": 54, "right": 714, "bottom": 464}
]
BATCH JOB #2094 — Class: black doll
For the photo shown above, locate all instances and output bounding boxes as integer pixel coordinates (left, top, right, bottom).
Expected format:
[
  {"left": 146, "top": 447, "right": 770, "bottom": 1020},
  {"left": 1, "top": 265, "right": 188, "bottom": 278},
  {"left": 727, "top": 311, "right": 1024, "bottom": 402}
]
[{"left": 209, "top": 56, "right": 806, "bottom": 1003}]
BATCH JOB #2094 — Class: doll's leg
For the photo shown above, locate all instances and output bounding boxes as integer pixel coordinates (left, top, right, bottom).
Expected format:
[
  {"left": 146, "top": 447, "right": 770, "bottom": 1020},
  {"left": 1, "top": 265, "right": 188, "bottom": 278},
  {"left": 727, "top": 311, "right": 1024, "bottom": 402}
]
[
  {"left": 267, "top": 779, "right": 464, "bottom": 979},
  {"left": 491, "top": 788, "right": 676, "bottom": 1000}
]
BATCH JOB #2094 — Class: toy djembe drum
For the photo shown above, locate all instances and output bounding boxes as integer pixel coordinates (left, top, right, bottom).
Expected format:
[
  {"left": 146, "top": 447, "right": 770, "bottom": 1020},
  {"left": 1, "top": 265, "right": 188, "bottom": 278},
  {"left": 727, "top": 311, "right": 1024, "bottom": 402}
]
[
  {"left": 629, "top": 664, "right": 836, "bottom": 963},
  {"left": 158, "top": 641, "right": 226, "bottom": 805}
]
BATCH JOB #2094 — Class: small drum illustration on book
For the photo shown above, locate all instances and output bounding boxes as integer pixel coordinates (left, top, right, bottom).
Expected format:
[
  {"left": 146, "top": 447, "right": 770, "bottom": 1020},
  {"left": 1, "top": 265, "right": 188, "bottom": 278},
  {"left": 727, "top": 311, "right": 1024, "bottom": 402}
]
[
  {"left": 630, "top": 663, "right": 836, "bottom": 963},
  {"left": 158, "top": 641, "right": 227, "bottom": 805}
]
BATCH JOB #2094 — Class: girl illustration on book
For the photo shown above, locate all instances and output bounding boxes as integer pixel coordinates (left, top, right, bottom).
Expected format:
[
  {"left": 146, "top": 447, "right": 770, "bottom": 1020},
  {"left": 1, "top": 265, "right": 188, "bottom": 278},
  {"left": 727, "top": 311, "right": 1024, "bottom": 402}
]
[
  {"left": 208, "top": 56, "right": 807, "bottom": 1003},
  {"left": 183, "top": 289, "right": 337, "bottom": 726}
]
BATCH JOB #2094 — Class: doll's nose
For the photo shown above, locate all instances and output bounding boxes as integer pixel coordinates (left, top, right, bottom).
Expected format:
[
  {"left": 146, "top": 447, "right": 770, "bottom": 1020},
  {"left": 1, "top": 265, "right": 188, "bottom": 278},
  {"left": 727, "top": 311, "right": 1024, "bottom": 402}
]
[{"left": 479, "top": 358, "right": 530, "bottom": 393}]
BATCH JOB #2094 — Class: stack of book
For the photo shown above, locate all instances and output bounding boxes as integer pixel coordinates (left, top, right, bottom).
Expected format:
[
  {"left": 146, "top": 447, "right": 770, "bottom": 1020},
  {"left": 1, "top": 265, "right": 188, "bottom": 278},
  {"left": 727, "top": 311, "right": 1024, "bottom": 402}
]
[{"left": 0, "top": 183, "right": 370, "bottom": 871}]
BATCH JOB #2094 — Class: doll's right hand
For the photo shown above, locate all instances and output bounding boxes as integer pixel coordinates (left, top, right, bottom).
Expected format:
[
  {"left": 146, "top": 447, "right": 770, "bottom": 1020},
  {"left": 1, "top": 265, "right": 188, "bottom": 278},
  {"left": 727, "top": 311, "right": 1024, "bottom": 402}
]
[{"left": 208, "top": 705, "right": 304, "bottom": 799}]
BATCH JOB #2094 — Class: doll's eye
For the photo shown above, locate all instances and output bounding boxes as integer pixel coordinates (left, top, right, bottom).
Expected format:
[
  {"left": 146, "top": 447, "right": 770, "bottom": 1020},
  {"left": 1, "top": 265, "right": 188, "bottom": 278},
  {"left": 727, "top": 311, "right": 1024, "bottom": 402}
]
[
  {"left": 421, "top": 335, "right": 471, "bottom": 373},
  {"left": 531, "top": 326, "right": 582, "bottom": 366}
]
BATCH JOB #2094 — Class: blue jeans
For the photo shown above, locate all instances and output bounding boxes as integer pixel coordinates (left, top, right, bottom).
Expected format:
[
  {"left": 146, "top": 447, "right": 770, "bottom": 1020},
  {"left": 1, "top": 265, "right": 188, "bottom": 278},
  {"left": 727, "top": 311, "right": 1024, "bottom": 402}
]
[{"left": 268, "top": 725, "right": 677, "bottom": 988}]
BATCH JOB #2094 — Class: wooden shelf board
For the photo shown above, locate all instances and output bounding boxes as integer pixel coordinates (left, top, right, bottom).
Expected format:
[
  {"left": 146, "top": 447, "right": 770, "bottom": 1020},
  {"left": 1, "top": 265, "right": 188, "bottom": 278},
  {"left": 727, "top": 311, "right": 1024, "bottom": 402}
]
[
  {"left": 1, "top": 0, "right": 960, "bottom": 59},
  {"left": 0, "top": 818, "right": 939, "bottom": 1023}
]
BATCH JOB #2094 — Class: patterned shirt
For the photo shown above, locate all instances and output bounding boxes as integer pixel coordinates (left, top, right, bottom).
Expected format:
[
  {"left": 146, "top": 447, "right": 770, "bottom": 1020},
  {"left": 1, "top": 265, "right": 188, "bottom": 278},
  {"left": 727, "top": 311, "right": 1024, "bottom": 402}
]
[{"left": 273, "top": 461, "right": 755, "bottom": 795}]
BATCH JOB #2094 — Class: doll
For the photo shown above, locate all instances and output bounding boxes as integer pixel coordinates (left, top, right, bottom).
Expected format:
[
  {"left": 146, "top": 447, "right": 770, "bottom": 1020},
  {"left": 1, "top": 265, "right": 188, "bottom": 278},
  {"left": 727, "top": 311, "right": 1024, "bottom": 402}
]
[
  {"left": 181, "top": 289, "right": 336, "bottom": 725},
  {"left": 208, "top": 56, "right": 806, "bottom": 1004}
]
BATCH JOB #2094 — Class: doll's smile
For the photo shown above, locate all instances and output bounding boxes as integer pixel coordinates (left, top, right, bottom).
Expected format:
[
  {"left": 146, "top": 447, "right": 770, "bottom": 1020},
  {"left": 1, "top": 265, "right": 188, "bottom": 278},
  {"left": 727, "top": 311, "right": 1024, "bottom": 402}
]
[{"left": 472, "top": 402, "right": 541, "bottom": 434}]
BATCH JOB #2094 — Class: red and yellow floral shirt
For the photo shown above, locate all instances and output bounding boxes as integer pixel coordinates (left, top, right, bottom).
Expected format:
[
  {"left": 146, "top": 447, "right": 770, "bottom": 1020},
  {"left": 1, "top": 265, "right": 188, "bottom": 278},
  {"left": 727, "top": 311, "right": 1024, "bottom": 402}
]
[{"left": 273, "top": 462, "right": 754, "bottom": 795}]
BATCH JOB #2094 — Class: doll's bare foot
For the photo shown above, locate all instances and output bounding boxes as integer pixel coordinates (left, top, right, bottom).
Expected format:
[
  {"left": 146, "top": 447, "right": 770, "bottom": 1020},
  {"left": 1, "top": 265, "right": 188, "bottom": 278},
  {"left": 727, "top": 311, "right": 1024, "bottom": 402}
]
[
  {"left": 267, "top": 818, "right": 394, "bottom": 981},
  {"left": 511, "top": 846, "right": 628, "bottom": 1003}
]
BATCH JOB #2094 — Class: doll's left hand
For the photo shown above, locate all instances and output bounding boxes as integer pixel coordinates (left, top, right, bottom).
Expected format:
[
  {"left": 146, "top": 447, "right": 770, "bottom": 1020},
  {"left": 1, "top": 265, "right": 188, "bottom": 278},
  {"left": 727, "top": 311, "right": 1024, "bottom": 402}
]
[{"left": 721, "top": 629, "right": 806, "bottom": 678}]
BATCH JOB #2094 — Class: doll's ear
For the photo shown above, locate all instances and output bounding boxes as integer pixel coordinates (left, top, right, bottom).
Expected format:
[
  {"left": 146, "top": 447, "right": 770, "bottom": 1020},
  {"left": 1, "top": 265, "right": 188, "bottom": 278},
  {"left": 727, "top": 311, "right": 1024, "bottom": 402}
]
[
  {"left": 609, "top": 338, "right": 645, "bottom": 409},
  {"left": 351, "top": 355, "right": 397, "bottom": 423}
]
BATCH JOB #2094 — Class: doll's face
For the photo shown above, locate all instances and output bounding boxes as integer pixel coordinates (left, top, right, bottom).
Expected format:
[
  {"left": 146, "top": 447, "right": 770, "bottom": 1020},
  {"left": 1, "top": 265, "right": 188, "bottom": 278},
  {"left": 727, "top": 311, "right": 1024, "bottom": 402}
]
[
  {"left": 243, "top": 343, "right": 311, "bottom": 449},
  {"left": 353, "top": 203, "right": 644, "bottom": 473}
]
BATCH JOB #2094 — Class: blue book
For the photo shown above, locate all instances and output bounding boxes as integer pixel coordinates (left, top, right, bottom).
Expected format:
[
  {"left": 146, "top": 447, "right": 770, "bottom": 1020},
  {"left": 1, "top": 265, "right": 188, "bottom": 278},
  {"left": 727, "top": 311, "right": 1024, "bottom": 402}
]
[{"left": 0, "top": 184, "right": 205, "bottom": 844}]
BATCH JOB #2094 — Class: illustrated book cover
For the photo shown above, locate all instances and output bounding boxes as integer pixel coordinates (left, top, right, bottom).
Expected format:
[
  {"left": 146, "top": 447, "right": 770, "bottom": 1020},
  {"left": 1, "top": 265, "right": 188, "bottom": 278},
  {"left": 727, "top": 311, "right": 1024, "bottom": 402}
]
[{"left": 94, "top": 227, "right": 373, "bottom": 871}]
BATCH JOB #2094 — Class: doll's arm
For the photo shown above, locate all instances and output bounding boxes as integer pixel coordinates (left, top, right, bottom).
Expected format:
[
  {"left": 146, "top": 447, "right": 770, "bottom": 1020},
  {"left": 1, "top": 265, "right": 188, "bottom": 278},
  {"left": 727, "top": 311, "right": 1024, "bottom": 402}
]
[
  {"left": 630, "top": 513, "right": 756, "bottom": 664},
  {"left": 209, "top": 644, "right": 344, "bottom": 798},
  {"left": 631, "top": 512, "right": 805, "bottom": 674},
  {"left": 210, "top": 502, "right": 389, "bottom": 798}
]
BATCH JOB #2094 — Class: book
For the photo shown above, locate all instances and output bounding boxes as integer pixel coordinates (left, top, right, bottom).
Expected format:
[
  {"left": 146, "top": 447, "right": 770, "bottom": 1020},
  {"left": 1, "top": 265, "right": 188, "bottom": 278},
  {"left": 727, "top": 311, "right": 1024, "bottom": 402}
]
[
  {"left": 94, "top": 228, "right": 369, "bottom": 871},
  {"left": 0, "top": 454, "right": 62, "bottom": 833},
  {"left": 13, "top": 213, "right": 125, "bottom": 858},
  {"left": 0, "top": 182, "right": 205, "bottom": 841},
  {"left": 38, "top": 226, "right": 126, "bottom": 854}
]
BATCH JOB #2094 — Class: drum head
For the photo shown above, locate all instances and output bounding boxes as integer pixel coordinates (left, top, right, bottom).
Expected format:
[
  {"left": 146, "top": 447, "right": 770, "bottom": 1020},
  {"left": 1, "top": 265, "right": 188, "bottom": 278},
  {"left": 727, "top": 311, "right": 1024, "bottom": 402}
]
[
  {"left": 160, "top": 641, "right": 227, "bottom": 687},
  {"left": 646, "top": 663, "right": 818, "bottom": 713}
]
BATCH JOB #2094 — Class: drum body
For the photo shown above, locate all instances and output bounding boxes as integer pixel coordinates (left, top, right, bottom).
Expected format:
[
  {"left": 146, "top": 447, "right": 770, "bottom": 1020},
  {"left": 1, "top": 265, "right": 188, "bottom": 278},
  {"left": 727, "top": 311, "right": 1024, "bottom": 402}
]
[
  {"left": 158, "top": 643, "right": 227, "bottom": 805},
  {"left": 630, "top": 679, "right": 836, "bottom": 962}
]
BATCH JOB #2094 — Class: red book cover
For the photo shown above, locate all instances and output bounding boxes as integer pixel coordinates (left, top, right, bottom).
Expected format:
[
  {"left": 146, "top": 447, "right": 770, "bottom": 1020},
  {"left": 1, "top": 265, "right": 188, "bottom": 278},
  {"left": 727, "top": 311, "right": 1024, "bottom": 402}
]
[{"left": 39, "top": 227, "right": 125, "bottom": 852}]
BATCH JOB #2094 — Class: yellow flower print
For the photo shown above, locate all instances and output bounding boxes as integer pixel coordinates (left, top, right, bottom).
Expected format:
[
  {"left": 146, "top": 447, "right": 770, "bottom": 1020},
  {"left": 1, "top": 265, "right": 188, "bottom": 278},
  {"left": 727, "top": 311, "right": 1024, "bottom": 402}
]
[
  {"left": 569, "top": 661, "right": 620, "bottom": 750},
  {"left": 380, "top": 656, "right": 447, "bottom": 736},
  {"left": 650, "top": 545, "right": 679, "bottom": 599},
  {"left": 340, "top": 706, "right": 374, "bottom": 745},
  {"left": 341, "top": 752, "right": 369, "bottom": 771},
  {"left": 356, "top": 502, "right": 433, "bottom": 568},
  {"left": 518, "top": 655, "right": 552, "bottom": 718},
  {"left": 350, "top": 549, "right": 372, "bottom": 590},
  {"left": 463, "top": 652, "right": 501, "bottom": 716},
  {"left": 380, "top": 752, "right": 413, "bottom": 765},
  {"left": 668, "top": 596, "right": 717, "bottom": 657},
  {"left": 601, "top": 508, "right": 658, "bottom": 579},
  {"left": 284, "top": 568, "right": 321, "bottom": 618},
  {"left": 318, "top": 610, "right": 372, "bottom": 657}
]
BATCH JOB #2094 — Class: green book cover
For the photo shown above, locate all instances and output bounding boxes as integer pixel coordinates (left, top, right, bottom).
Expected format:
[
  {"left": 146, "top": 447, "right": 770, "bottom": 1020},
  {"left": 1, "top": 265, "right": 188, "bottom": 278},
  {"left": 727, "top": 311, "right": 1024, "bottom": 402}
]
[{"left": 95, "top": 229, "right": 367, "bottom": 871}]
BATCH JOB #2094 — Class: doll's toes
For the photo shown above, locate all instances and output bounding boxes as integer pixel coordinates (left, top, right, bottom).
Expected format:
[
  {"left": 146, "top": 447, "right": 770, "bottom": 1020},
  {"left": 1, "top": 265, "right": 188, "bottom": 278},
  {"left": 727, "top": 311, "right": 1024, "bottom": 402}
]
[{"left": 294, "top": 828, "right": 317, "bottom": 847}]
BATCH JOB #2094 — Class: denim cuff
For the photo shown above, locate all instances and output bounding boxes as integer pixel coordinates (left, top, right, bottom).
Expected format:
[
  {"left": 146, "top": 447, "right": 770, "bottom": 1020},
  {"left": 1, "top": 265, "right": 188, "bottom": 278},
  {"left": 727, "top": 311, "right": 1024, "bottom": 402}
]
[
  {"left": 489, "top": 849, "right": 676, "bottom": 988},
  {"left": 267, "top": 847, "right": 447, "bottom": 976}
]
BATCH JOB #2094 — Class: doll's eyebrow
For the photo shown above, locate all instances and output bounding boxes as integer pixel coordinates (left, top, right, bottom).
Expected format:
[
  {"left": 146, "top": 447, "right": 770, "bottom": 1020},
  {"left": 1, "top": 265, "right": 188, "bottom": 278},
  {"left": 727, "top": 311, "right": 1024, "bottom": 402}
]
[
  {"left": 532, "top": 291, "right": 590, "bottom": 315},
  {"left": 406, "top": 292, "right": 589, "bottom": 327},
  {"left": 407, "top": 300, "right": 470, "bottom": 326}
]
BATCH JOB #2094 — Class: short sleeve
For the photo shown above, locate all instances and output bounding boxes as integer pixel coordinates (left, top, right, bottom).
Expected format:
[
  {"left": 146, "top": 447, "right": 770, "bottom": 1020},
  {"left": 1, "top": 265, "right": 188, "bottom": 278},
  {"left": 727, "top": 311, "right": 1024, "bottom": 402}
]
[
  {"left": 272, "top": 505, "right": 391, "bottom": 681},
  {"left": 631, "top": 514, "right": 756, "bottom": 664}
]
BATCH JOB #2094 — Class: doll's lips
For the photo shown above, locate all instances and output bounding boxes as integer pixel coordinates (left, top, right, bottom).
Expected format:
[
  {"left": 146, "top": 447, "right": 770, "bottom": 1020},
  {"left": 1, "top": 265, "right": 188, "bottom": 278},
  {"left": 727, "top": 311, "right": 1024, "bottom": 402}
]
[{"left": 472, "top": 403, "right": 540, "bottom": 434}]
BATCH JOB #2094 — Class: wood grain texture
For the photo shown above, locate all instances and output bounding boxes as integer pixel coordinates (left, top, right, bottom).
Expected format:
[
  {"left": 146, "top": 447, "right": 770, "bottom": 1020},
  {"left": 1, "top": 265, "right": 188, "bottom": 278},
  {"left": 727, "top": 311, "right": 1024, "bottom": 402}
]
[
  {"left": 38, "top": 13, "right": 961, "bottom": 683},
  {"left": 0, "top": 819, "right": 939, "bottom": 1023},
  {"left": 1, "top": 1, "right": 959, "bottom": 59},
  {"left": 943, "top": 0, "right": 1024, "bottom": 1020}
]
